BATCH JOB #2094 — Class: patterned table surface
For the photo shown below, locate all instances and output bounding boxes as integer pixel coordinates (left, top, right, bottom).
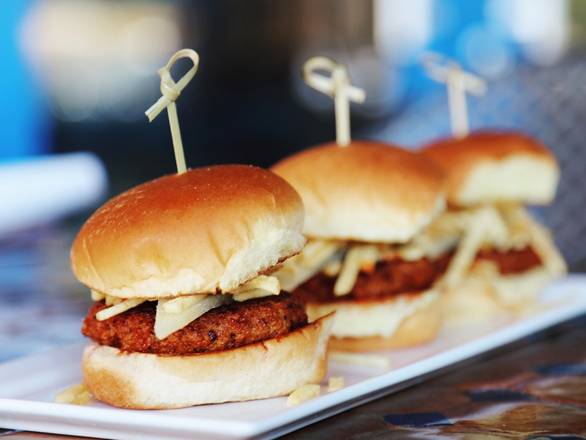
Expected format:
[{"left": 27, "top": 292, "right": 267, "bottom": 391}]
[
  {"left": 0, "top": 226, "right": 88, "bottom": 364},
  {"left": 284, "top": 316, "right": 586, "bottom": 439},
  {"left": 1, "top": 226, "right": 584, "bottom": 439}
]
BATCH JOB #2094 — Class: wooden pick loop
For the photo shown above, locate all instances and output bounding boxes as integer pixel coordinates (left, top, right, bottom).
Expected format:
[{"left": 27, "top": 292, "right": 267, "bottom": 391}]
[
  {"left": 145, "top": 48, "right": 200, "bottom": 174},
  {"left": 303, "top": 56, "right": 366, "bottom": 147},
  {"left": 422, "top": 53, "right": 486, "bottom": 138}
]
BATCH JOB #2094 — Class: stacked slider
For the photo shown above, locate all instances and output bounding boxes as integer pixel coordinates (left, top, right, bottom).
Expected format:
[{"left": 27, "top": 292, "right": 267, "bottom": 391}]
[
  {"left": 421, "top": 131, "right": 566, "bottom": 324},
  {"left": 272, "top": 141, "right": 448, "bottom": 351},
  {"left": 72, "top": 165, "right": 333, "bottom": 409}
]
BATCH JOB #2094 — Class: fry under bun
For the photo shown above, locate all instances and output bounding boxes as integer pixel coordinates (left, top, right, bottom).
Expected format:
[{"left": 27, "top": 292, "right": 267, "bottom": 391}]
[
  {"left": 82, "top": 314, "right": 333, "bottom": 409},
  {"left": 422, "top": 131, "right": 559, "bottom": 206},
  {"left": 71, "top": 165, "right": 305, "bottom": 298},
  {"left": 272, "top": 141, "right": 445, "bottom": 243}
]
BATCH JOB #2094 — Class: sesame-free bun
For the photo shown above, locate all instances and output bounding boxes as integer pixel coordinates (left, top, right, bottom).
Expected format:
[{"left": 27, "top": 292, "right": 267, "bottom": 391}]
[
  {"left": 422, "top": 131, "right": 559, "bottom": 206},
  {"left": 71, "top": 165, "right": 305, "bottom": 298},
  {"left": 272, "top": 141, "right": 445, "bottom": 243},
  {"left": 82, "top": 314, "right": 333, "bottom": 409},
  {"left": 305, "top": 290, "right": 440, "bottom": 352}
]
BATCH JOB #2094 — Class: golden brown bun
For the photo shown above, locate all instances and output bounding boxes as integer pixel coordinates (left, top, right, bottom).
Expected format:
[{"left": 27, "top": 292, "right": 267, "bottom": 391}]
[
  {"left": 328, "top": 299, "right": 441, "bottom": 351},
  {"left": 421, "top": 131, "right": 559, "bottom": 206},
  {"left": 272, "top": 141, "right": 445, "bottom": 243},
  {"left": 71, "top": 165, "right": 305, "bottom": 298},
  {"left": 305, "top": 290, "right": 440, "bottom": 352},
  {"left": 82, "top": 314, "right": 333, "bottom": 409}
]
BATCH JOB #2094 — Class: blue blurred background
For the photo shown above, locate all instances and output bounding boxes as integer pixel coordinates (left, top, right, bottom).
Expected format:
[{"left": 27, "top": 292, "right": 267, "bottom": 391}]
[
  {"left": 2, "top": 0, "right": 579, "bottom": 160},
  {"left": 2, "top": 0, "right": 586, "bottom": 360}
]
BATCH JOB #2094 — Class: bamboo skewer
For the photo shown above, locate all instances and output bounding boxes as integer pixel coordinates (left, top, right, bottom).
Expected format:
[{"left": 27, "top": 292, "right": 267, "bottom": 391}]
[
  {"left": 146, "top": 49, "right": 200, "bottom": 173},
  {"left": 303, "top": 56, "right": 366, "bottom": 146},
  {"left": 423, "top": 54, "right": 486, "bottom": 138}
]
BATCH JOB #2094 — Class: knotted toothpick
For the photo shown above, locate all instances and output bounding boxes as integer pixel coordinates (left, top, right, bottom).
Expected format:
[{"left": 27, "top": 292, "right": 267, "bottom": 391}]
[
  {"left": 423, "top": 54, "right": 486, "bottom": 138},
  {"left": 303, "top": 57, "right": 366, "bottom": 147},
  {"left": 145, "top": 49, "right": 200, "bottom": 174}
]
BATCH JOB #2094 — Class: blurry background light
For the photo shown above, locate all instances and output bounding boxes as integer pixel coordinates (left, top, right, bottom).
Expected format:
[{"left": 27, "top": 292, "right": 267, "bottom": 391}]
[
  {"left": 19, "top": 0, "right": 181, "bottom": 123},
  {"left": 487, "top": 0, "right": 570, "bottom": 65},
  {"left": 458, "top": 23, "right": 512, "bottom": 78},
  {"left": 350, "top": 48, "right": 403, "bottom": 117},
  {"left": 374, "top": 0, "right": 432, "bottom": 63}
]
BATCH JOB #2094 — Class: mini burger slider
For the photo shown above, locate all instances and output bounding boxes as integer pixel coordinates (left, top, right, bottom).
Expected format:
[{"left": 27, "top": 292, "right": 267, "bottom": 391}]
[
  {"left": 71, "top": 165, "right": 333, "bottom": 409},
  {"left": 421, "top": 131, "right": 566, "bottom": 323},
  {"left": 272, "top": 141, "right": 447, "bottom": 352}
]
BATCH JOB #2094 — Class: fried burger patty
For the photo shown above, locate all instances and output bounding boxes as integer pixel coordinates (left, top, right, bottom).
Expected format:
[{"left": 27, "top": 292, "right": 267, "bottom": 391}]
[
  {"left": 475, "top": 245, "right": 542, "bottom": 275},
  {"left": 82, "top": 294, "right": 307, "bottom": 355},
  {"left": 293, "top": 254, "right": 452, "bottom": 303},
  {"left": 293, "top": 246, "right": 542, "bottom": 304}
]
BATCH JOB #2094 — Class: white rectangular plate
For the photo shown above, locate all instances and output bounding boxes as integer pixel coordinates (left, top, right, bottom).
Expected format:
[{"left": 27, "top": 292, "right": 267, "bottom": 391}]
[{"left": 1, "top": 275, "right": 586, "bottom": 440}]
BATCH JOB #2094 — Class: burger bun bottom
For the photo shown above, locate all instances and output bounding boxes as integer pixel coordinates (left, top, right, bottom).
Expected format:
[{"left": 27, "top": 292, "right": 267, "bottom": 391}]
[
  {"left": 307, "top": 292, "right": 441, "bottom": 352},
  {"left": 82, "top": 314, "right": 333, "bottom": 409}
]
